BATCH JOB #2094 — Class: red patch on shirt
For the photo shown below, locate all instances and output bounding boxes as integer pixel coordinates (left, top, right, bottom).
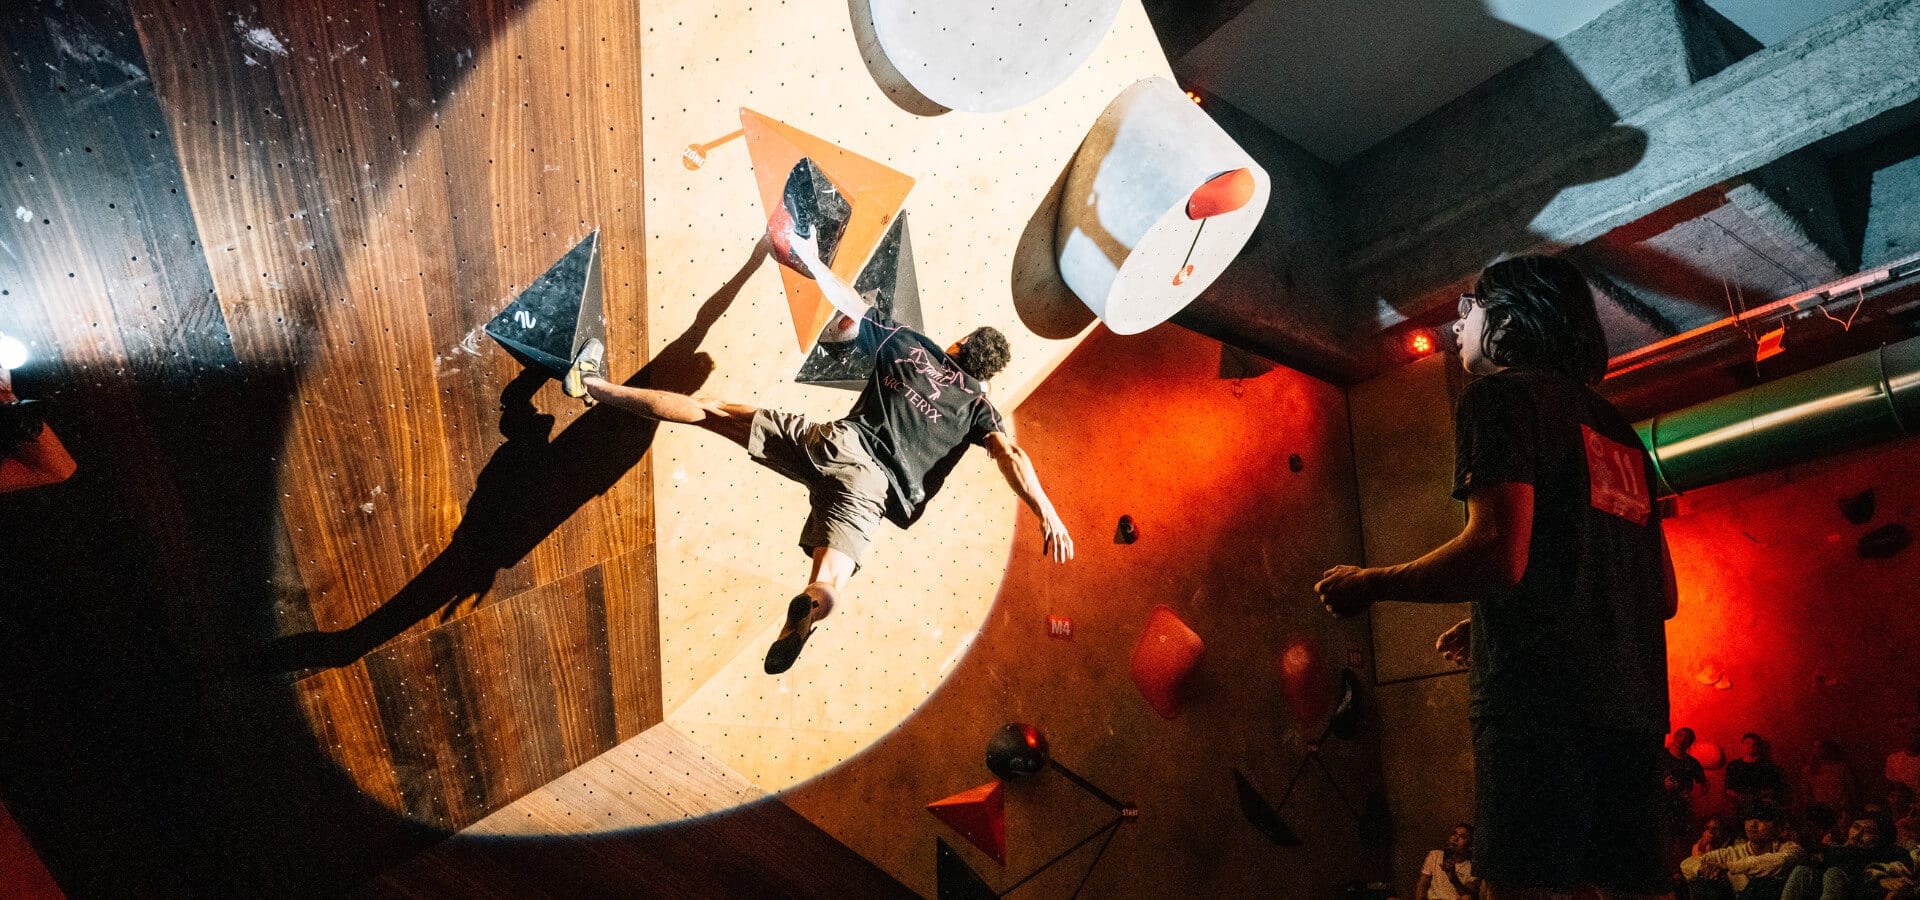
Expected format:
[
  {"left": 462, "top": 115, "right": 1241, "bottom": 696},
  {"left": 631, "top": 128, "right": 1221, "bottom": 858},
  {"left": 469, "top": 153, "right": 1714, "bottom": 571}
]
[{"left": 1582, "top": 425, "right": 1651, "bottom": 525}]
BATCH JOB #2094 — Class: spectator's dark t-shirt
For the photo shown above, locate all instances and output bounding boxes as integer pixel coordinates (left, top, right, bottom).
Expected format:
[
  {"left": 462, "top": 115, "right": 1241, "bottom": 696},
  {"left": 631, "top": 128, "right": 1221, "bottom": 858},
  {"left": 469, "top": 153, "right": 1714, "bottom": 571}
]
[
  {"left": 1723, "top": 759, "right": 1789, "bottom": 800},
  {"left": 840, "top": 309, "right": 1004, "bottom": 528},
  {"left": 1662, "top": 750, "right": 1706, "bottom": 818},
  {"left": 1664, "top": 751, "right": 1706, "bottom": 793},
  {"left": 1452, "top": 369, "right": 1670, "bottom": 734}
]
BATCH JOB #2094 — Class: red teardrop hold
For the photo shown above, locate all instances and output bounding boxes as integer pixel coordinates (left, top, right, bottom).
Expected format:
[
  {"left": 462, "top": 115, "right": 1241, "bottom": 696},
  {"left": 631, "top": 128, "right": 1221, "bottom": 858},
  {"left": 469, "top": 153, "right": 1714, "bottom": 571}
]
[
  {"left": 1185, "top": 167, "right": 1255, "bottom": 220},
  {"left": 1130, "top": 604, "right": 1205, "bottom": 718}
]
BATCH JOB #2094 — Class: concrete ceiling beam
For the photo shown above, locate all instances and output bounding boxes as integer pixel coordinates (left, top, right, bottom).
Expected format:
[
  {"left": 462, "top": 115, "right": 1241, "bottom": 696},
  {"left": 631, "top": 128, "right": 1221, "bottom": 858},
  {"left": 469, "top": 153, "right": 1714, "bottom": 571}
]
[{"left": 1344, "top": 0, "right": 1920, "bottom": 329}]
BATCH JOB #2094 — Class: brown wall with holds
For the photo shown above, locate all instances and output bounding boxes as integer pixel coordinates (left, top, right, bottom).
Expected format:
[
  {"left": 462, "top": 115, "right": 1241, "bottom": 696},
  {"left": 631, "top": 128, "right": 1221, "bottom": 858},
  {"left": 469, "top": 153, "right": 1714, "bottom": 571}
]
[{"left": 783, "top": 322, "right": 1387, "bottom": 897}]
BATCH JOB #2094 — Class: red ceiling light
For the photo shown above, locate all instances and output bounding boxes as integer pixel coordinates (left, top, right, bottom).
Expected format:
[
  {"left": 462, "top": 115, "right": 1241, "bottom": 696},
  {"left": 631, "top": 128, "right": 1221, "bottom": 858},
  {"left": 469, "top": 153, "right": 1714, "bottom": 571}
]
[
  {"left": 1185, "top": 90, "right": 1204, "bottom": 105},
  {"left": 1408, "top": 332, "right": 1435, "bottom": 356}
]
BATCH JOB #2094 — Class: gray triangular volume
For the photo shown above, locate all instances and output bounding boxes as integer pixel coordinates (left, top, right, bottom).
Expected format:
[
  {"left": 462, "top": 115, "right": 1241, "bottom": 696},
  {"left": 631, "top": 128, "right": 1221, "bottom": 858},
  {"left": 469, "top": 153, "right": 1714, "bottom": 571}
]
[
  {"left": 786, "top": 158, "right": 852, "bottom": 261},
  {"left": 484, "top": 230, "right": 605, "bottom": 377},
  {"left": 795, "top": 211, "right": 925, "bottom": 390}
]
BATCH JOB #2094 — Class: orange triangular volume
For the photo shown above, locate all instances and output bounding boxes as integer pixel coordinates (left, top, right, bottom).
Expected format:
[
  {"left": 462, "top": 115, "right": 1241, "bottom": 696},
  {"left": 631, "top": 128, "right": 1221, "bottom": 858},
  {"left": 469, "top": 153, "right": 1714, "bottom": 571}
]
[
  {"left": 926, "top": 780, "right": 1006, "bottom": 866},
  {"left": 740, "top": 108, "right": 917, "bottom": 349}
]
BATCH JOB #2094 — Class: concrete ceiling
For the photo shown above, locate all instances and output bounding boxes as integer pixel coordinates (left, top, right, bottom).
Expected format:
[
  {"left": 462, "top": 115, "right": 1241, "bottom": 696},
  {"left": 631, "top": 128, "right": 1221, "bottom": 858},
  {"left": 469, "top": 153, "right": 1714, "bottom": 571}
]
[{"left": 1179, "top": 0, "right": 1872, "bottom": 164}]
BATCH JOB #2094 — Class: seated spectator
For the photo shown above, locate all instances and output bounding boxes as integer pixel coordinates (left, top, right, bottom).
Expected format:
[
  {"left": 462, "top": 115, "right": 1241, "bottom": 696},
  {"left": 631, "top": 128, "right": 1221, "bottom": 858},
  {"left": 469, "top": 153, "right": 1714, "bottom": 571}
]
[
  {"left": 1866, "top": 846, "right": 1920, "bottom": 899},
  {"left": 1727, "top": 734, "right": 1790, "bottom": 820},
  {"left": 0, "top": 365, "right": 75, "bottom": 493},
  {"left": 1414, "top": 823, "right": 1480, "bottom": 900},
  {"left": 1782, "top": 810, "right": 1907, "bottom": 900},
  {"left": 1799, "top": 803, "right": 1844, "bottom": 850},
  {"left": 1800, "top": 740, "right": 1857, "bottom": 816},
  {"left": 1682, "top": 806, "right": 1805, "bottom": 900},
  {"left": 1890, "top": 785, "right": 1919, "bottom": 852},
  {"left": 1890, "top": 726, "right": 1920, "bottom": 796}
]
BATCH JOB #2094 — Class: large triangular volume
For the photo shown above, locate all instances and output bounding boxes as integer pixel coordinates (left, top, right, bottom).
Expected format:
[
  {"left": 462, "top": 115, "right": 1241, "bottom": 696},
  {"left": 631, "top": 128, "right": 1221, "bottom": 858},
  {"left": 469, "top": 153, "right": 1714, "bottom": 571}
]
[
  {"left": 484, "top": 231, "right": 605, "bottom": 377},
  {"left": 795, "top": 211, "right": 926, "bottom": 390},
  {"left": 926, "top": 779, "right": 1006, "bottom": 866},
  {"left": 936, "top": 838, "right": 999, "bottom": 900},
  {"left": 740, "top": 107, "right": 915, "bottom": 350}
]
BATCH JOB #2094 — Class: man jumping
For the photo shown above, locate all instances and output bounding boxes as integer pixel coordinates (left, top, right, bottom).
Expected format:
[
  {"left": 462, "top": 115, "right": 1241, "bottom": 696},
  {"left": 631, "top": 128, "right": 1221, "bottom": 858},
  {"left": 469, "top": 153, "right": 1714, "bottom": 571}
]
[{"left": 565, "top": 226, "right": 1073, "bottom": 674}]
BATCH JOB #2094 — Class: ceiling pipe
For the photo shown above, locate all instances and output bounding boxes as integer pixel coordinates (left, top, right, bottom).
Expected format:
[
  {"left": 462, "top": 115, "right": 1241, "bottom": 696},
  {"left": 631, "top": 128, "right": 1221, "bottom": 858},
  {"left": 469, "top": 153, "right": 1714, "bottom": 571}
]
[{"left": 1635, "top": 335, "right": 1920, "bottom": 496}]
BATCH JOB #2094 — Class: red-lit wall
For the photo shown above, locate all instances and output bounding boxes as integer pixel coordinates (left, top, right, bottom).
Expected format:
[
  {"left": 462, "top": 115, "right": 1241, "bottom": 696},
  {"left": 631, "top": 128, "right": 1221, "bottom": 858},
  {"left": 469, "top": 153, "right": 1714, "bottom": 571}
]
[{"left": 1663, "top": 431, "right": 1920, "bottom": 814}]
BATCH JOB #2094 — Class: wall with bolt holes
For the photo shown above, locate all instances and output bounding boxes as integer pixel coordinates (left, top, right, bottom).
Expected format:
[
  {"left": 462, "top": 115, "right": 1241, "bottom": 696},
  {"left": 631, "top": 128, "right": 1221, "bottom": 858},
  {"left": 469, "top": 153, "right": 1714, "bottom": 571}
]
[{"left": 636, "top": 0, "right": 1177, "bottom": 790}]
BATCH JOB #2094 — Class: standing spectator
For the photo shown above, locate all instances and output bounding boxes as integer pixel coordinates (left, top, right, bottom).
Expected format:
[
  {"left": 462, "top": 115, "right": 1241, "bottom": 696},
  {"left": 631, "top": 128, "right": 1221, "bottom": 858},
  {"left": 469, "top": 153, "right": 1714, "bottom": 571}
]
[
  {"left": 1800, "top": 739, "right": 1858, "bottom": 817},
  {"left": 1889, "top": 726, "right": 1920, "bottom": 796},
  {"left": 1727, "top": 734, "right": 1790, "bottom": 820},
  {"left": 1670, "top": 728, "right": 1711, "bottom": 811},
  {"left": 1670, "top": 729, "right": 1713, "bottom": 878},
  {"left": 1682, "top": 806, "right": 1805, "bottom": 899},
  {"left": 1316, "top": 256, "right": 1676, "bottom": 900},
  {"left": 0, "top": 364, "right": 74, "bottom": 493},
  {"left": 1415, "top": 823, "right": 1482, "bottom": 900}
]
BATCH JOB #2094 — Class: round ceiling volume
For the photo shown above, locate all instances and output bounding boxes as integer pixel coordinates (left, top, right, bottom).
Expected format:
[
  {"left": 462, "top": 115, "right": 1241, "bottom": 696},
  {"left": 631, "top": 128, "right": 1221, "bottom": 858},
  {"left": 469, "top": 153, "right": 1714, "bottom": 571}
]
[{"left": 865, "top": 0, "right": 1123, "bottom": 112}]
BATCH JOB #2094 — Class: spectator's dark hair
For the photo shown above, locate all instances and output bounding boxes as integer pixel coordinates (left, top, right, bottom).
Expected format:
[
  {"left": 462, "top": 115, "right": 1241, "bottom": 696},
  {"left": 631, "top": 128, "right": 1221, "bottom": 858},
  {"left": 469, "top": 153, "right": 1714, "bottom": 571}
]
[
  {"left": 1890, "top": 783, "right": 1916, "bottom": 802},
  {"left": 1855, "top": 810, "right": 1897, "bottom": 848},
  {"left": 0, "top": 400, "right": 45, "bottom": 459},
  {"left": 1804, "top": 803, "right": 1838, "bottom": 829},
  {"left": 1741, "top": 732, "right": 1763, "bottom": 743},
  {"left": 1748, "top": 804, "right": 1785, "bottom": 825},
  {"left": 955, "top": 327, "right": 1011, "bottom": 382},
  {"left": 1470, "top": 255, "right": 1609, "bottom": 384},
  {"left": 1674, "top": 727, "right": 1695, "bottom": 740}
]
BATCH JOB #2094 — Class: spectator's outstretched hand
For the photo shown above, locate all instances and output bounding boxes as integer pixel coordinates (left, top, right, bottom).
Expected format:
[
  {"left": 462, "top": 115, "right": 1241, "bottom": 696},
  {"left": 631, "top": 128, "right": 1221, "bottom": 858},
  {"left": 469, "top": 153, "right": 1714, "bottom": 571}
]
[
  {"left": 1316, "top": 565, "right": 1378, "bottom": 618},
  {"left": 1436, "top": 618, "right": 1471, "bottom": 666}
]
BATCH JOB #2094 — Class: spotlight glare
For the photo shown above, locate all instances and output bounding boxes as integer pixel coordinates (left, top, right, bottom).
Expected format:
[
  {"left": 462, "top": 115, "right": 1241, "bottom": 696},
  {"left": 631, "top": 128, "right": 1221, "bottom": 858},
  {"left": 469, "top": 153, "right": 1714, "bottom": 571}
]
[
  {"left": 0, "top": 333, "right": 27, "bottom": 369},
  {"left": 1408, "top": 332, "right": 1434, "bottom": 356}
]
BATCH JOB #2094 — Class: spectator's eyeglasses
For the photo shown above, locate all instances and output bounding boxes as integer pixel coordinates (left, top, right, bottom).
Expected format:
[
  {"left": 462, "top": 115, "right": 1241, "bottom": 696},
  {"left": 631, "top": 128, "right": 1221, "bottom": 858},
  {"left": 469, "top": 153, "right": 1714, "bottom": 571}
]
[{"left": 1457, "top": 293, "right": 1481, "bottom": 318}]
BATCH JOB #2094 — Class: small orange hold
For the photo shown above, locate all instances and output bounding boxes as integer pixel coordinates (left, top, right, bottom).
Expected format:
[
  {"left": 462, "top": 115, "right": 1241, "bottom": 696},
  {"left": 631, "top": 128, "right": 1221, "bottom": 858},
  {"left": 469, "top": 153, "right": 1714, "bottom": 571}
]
[{"left": 1185, "top": 167, "right": 1255, "bottom": 220}]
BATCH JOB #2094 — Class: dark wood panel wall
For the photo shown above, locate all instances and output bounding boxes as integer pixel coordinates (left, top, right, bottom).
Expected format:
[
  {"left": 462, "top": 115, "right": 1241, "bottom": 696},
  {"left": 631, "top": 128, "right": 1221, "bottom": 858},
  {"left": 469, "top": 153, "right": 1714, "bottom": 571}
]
[{"left": 0, "top": 0, "right": 660, "bottom": 892}]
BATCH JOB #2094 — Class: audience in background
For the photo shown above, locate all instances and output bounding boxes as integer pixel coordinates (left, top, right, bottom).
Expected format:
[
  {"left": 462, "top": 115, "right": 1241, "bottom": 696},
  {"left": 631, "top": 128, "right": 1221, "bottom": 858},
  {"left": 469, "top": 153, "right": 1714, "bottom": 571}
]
[
  {"left": 1890, "top": 726, "right": 1920, "bottom": 796},
  {"left": 1780, "top": 809, "right": 1906, "bottom": 900},
  {"left": 1682, "top": 805, "right": 1805, "bottom": 899},
  {"left": 1889, "top": 784, "right": 1919, "bottom": 852},
  {"left": 1801, "top": 740, "right": 1858, "bottom": 816},
  {"left": 1727, "top": 735, "right": 1791, "bottom": 820},
  {"left": 1403, "top": 719, "right": 1920, "bottom": 900},
  {"left": 1414, "top": 823, "right": 1481, "bottom": 900}
]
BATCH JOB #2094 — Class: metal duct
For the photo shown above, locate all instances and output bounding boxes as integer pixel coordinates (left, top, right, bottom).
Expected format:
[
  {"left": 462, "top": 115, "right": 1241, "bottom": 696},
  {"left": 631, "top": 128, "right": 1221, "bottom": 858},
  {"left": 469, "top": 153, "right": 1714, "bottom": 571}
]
[{"left": 1635, "top": 335, "right": 1920, "bottom": 496}]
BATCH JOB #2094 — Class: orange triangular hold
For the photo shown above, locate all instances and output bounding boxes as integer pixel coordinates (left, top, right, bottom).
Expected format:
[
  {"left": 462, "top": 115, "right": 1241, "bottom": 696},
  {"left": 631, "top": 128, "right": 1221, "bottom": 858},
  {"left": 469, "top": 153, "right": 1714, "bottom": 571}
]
[
  {"left": 926, "top": 780, "right": 1007, "bottom": 866},
  {"left": 740, "top": 108, "right": 917, "bottom": 350}
]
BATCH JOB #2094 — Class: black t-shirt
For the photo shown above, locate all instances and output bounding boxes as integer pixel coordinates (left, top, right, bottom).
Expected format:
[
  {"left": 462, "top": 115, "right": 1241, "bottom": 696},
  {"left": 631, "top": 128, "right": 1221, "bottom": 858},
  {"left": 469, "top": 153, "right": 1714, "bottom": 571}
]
[
  {"left": 840, "top": 309, "right": 1005, "bottom": 528},
  {"left": 1452, "top": 369, "right": 1670, "bottom": 734},
  {"left": 1723, "top": 759, "right": 1789, "bottom": 798},
  {"left": 1664, "top": 751, "right": 1706, "bottom": 794}
]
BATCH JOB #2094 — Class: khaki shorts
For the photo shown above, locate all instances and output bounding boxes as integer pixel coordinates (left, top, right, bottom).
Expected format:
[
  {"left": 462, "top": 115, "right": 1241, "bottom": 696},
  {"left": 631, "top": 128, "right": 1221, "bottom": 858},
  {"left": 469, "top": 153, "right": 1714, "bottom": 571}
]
[{"left": 746, "top": 409, "right": 889, "bottom": 565}]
